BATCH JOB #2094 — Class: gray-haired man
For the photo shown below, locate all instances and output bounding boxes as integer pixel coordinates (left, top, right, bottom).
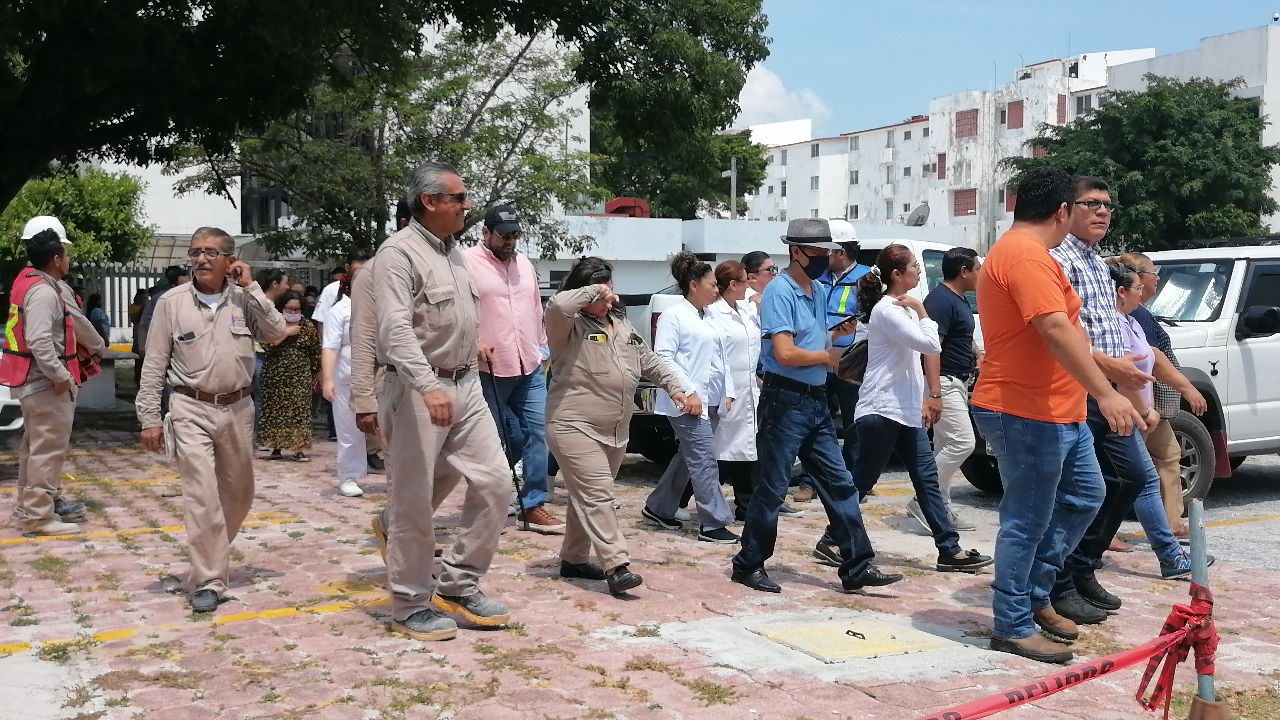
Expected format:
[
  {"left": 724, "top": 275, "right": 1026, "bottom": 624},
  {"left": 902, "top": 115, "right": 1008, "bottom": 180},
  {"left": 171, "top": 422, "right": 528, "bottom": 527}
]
[{"left": 372, "top": 161, "right": 512, "bottom": 641}]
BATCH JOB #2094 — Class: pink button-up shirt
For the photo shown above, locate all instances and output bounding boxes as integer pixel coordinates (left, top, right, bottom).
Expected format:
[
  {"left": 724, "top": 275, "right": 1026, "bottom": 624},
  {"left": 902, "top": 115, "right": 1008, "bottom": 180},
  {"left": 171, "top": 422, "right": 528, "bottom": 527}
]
[{"left": 463, "top": 245, "right": 548, "bottom": 377}]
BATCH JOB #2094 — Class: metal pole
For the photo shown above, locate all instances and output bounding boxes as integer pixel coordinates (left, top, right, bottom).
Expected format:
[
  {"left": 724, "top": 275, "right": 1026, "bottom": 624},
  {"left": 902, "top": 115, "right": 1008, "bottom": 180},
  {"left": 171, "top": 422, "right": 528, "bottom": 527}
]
[
  {"left": 1188, "top": 498, "right": 1215, "bottom": 702},
  {"left": 730, "top": 156, "right": 738, "bottom": 220}
]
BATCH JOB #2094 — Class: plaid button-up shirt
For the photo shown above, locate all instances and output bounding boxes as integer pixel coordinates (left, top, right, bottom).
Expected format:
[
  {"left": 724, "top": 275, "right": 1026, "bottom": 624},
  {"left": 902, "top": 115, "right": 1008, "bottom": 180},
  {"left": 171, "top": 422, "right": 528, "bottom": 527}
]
[{"left": 1050, "top": 233, "right": 1127, "bottom": 358}]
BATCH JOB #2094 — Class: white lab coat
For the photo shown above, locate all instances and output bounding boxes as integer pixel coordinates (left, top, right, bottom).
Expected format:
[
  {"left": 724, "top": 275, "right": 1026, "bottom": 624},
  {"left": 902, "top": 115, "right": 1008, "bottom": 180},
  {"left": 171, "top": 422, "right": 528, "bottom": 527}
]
[{"left": 710, "top": 297, "right": 761, "bottom": 461}]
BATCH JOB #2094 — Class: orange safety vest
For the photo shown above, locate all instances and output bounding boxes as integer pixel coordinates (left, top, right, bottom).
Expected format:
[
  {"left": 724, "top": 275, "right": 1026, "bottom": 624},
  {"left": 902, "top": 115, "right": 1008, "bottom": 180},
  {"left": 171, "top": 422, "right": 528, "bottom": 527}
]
[{"left": 0, "top": 270, "right": 82, "bottom": 387}]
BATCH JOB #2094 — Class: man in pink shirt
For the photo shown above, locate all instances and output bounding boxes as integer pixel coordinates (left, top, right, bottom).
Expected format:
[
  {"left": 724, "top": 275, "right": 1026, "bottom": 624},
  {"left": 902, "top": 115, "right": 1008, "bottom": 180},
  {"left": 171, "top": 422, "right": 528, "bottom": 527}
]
[{"left": 464, "top": 205, "right": 565, "bottom": 534}]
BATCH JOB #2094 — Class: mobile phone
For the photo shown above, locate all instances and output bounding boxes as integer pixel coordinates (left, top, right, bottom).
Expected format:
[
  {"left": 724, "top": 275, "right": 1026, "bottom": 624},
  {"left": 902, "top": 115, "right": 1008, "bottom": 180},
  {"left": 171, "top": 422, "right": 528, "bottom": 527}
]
[{"left": 828, "top": 315, "right": 856, "bottom": 331}]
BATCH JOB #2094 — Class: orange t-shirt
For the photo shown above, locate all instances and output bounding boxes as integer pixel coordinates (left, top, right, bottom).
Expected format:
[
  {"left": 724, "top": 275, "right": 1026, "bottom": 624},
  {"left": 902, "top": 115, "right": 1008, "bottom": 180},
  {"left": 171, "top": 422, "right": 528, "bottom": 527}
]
[{"left": 972, "top": 230, "right": 1087, "bottom": 423}]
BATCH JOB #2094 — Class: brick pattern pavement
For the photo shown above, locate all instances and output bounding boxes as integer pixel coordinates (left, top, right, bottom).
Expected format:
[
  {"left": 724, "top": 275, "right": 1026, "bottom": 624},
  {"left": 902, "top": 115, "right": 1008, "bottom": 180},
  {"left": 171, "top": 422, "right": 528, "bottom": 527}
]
[{"left": 1, "top": 427, "right": 1278, "bottom": 719}]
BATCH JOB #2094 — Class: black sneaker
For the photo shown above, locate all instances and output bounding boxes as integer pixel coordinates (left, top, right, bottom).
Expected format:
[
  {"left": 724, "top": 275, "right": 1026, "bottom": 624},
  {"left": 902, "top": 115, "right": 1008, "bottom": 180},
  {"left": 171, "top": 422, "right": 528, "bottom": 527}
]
[
  {"left": 367, "top": 453, "right": 385, "bottom": 471},
  {"left": 842, "top": 565, "right": 904, "bottom": 591},
  {"left": 698, "top": 527, "right": 739, "bottom": 544},
  {"left": 54, "top": 497, "right": 87, "bottom": 521},
  {"left": 1052, "top": 594, "right": 1108, "bottom": 625},
  {"left": 607, "top": 565, "right": 644, "bottom": 595},
  {"left": 641, "top": 506, "right": 682, "bottom": 531},
  {"left": 560, "top": 561, "right": 607, "bottom": 581},
  {"left": 190, "top": 589, "right": 219, "bottom": 613},
  {"left": 812, "top": 542, "right": 842, "bottom": 567},
  {"left": 936, "top": 549, "right": 994, "bottom": 573},
  {"left": 778, "top": 504, "right": 805, "bottom": 518},
  {"left": 1073, "top": 571, "right": 1122, "bottom": 611}
]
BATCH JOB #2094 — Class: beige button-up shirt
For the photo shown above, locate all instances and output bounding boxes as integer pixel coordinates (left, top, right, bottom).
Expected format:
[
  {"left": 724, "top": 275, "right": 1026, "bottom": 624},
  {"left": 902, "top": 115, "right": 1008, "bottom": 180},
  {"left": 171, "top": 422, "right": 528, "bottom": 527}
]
[
  {"left": 348, "top": 258, "right": 382, "bottom": 415},
  {"left": 136, "top": 280, "right": 286, "bottom": 429},
  {"left": 544, "top": 286, "right": 687, "bottom": 447},
  {"left": 372, "top": 219, "right": 479, "bottom": 396},
  {"left": 13, "top": 271, "right": 104, "bottom": 399}
]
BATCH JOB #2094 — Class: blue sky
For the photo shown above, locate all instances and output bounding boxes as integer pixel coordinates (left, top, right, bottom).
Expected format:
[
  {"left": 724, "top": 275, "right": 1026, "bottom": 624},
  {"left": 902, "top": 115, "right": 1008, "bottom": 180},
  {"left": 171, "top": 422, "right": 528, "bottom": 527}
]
[{"left": 740, "top": 0, "right": 1277, "bottom": 136}]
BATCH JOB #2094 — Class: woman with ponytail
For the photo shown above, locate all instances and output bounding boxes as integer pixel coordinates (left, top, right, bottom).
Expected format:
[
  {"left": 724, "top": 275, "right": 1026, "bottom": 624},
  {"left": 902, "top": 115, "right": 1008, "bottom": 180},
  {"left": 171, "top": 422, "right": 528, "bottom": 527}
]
[{"left": 851, "top": 244, "right": 992, "bottom": 572}]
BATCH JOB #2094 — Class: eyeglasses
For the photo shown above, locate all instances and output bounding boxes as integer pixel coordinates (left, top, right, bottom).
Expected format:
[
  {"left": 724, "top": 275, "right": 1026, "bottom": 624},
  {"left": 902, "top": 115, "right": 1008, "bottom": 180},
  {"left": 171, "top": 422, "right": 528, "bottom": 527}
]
[
  {"left": 431, "top": 192, "right": 468, "bottom": 205},
  {"left": 1074, "top": 200, "right": 1117, "bottom": 212},
  {"left": 1136, "top": 270, "right": 1158, "bottom": 279},
  {"left": 496, "top": 231, "right": 522, "bottom": 241},
  {"left": 756, "top": 265, "right": 779, "bottom": 276},
  {"left": 187, "top": 248, "right": 233, "bottom": 260}
]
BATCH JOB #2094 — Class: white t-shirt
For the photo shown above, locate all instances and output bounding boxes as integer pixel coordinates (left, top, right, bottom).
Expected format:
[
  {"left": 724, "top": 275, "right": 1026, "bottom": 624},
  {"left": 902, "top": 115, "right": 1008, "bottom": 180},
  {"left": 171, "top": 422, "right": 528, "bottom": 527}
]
[
  {"left": 311, "top": 280, "right": 340, "bottom": 325},
  {"left": 321, "top": 295, "right": 352, "bottom": 381},
  {"left": 196, "top": 291, "right": 223, "bottom": 310},
  {"left": 854, "top": 296, "right": 942, "bottom": 428}
]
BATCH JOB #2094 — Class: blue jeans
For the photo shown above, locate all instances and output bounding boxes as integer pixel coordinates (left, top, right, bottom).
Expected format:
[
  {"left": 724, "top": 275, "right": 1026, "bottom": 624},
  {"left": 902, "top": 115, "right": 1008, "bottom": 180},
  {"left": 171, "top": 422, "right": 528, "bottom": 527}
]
[
  {"left": 845, "top": 415, "right": 961, "bottom": 556},
  {"left": 797, "top": 374, "right": 859, "bottom": 489},
  {"left": 480, "top": 370, "right": 549, "bottom": 510},
  {"left": 973, "top": 408, "right": 1104, "bottom": 640},
  {"left": 1134, "top": 459, "right": 1184, "bottom": 567},
  {"left": 1055, "top": 396, "right": 1161, "bottom": 598},
  {"left": 733, "top": 385, "right": 876, "bottom": 586}
]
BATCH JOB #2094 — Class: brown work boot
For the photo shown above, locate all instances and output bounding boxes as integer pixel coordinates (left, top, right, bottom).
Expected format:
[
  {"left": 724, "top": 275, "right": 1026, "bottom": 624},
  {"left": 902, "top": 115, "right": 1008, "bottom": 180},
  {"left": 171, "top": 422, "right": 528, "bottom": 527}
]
[
  {"left": 1033, "top": 606, "right": 1079, "bottom": 642},
  {"left": 517, "top": 506, "right": 567, "bottom": 534},
  {"left": 792, "top": 486, "right": 816, "bottom": 503},
  {"left": 991, "top": 633, "right": 1073, "bottom": 664}
]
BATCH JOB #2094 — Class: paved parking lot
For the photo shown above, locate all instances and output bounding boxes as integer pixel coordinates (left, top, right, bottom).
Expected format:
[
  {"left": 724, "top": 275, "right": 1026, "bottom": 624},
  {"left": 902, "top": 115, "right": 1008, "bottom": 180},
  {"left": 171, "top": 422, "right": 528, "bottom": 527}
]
[{"left": 1, "top": 427, "right": 1278, "bottom": 719}]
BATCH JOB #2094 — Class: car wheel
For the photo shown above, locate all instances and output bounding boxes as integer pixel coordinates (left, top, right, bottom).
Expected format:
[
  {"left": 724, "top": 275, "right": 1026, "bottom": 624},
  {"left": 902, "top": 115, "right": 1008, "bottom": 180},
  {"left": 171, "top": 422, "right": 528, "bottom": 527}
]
[
  {"left": 961, "top": 454, "right": 1004, "bottom": 495},
  {"left": 1170, "top": 410, "right": 1215, "bottom": 501}
]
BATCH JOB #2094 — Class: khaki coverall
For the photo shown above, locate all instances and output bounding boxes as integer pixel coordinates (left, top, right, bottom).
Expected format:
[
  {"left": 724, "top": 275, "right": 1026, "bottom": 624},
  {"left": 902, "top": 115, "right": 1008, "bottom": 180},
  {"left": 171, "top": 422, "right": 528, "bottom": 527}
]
[
  {"left": 137, "top": 281, "right": 286, "bottom": 595},
  {"left": 13, "top": 273, "right": 105, "bottom": 532},
  {"left": 544, "top": 287, "right": 686, "bottom": 571},
  {"left": 373, "top": 219, "right": 510, "bottom": 622}
]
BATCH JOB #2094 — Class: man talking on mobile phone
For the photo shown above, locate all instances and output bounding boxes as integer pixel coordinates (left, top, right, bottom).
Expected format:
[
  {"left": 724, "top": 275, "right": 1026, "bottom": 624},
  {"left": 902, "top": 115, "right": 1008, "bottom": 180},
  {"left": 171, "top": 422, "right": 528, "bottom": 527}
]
[{"left": 137, "top": 227, "right": 286, "bottom": 614}]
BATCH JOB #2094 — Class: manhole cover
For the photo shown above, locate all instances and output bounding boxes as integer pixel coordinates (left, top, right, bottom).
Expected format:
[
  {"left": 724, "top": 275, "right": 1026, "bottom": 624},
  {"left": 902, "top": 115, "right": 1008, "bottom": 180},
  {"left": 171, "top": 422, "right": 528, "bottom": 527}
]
[{"left": 747, "top": 618, "right": 953, "bottom": 663}]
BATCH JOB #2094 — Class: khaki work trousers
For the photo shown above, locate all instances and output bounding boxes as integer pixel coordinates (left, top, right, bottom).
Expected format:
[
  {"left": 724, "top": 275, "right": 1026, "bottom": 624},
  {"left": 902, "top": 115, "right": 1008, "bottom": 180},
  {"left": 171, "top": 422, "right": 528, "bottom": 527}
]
[
  {"left": 15, "top": 387, "right": 76, "bottom": 531},
  {"left": 1145, "top": 419, "right": 1186, "bottom": 535},
  {"left": 547, "top": 423, "right": 629, "bottom": 572},
  {"left": 170, "top": 392, "right": 256, "bottom": 595},
  {"left": 380, "top": 372, "right": 509, "bottom": 622}
]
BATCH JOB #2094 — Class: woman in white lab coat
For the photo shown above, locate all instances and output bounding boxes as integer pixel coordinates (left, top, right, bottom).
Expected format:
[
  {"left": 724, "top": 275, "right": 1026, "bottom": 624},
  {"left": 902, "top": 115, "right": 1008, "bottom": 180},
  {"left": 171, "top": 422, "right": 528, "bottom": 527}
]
[{"left": 708, "top": 261, "right": 760, "bottom": 521}]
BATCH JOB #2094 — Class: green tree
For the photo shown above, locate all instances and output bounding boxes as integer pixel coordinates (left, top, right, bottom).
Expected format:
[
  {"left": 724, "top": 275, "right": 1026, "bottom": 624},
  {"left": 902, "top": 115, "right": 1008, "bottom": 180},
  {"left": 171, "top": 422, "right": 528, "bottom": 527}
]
[
  {"left": 1003, "top": 75, "right": 1280, "bottom": 252},
  {"left": 175, "top": 30, "right": 605, "bottom": 260},
  {"left": 1, "top": 167, "right": 152, "bottom": 270},
  {"left": 0, "top": 0, "right": 767, "bottom": 219}
]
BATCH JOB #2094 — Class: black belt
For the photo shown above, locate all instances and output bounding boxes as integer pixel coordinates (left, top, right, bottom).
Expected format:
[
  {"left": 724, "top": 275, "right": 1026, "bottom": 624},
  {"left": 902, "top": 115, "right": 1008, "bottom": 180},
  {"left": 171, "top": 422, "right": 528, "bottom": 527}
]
[
  {"left": 174, "top": 385, "right": 252, "bottom": 406},
  {"left": 762, "top": 372, "right": 826, "bottom": 399},
  {"left": 943, "top": 372, "right": 972, "bottom": 381},
  {"left": 385, "top": 365, "right": 472, "bottom": 381}
]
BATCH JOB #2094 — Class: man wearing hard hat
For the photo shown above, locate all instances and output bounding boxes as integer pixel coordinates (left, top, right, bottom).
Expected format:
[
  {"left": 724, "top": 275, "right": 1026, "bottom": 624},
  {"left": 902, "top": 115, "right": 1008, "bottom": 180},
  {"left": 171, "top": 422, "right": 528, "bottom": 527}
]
[{"left": 2, "top": 216, "right": 105, "bottom": 535}]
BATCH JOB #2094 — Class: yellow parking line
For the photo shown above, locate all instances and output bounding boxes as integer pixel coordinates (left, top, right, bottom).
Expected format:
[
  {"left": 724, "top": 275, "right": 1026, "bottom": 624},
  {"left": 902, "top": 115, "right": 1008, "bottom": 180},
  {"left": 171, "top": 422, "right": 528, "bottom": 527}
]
[
  {"left": 0, "top": 515, "right": 300, "bottom": 545},
  {"left": 1205, "top": 513, "right": 1280, "bottom": 529}
]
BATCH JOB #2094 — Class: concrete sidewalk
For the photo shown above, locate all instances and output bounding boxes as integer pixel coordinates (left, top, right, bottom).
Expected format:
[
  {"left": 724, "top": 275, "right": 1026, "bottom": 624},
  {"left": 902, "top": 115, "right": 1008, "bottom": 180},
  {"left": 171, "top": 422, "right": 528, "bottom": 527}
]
[{"left": 1, "top": 428, "right": 1278, "bottom": 719}]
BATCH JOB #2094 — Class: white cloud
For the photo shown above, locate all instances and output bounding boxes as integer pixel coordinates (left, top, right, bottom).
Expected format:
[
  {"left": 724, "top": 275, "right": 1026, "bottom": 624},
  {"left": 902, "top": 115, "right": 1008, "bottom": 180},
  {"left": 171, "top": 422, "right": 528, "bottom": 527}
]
[{"left": 735, "top": 64, "right": 830, "bottom": 128}]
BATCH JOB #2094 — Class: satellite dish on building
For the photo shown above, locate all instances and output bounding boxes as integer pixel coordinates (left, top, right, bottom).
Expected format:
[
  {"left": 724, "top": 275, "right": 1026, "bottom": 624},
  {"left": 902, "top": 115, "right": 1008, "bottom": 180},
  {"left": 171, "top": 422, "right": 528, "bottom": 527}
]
[{"left": 905, "top": 203, "right": 930, "bottom": 227}]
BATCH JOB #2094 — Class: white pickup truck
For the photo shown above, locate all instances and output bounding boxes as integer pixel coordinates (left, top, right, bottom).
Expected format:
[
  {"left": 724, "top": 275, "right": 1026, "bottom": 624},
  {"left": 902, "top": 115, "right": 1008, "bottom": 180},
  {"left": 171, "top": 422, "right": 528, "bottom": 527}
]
[
  {"left": 626, "top": 238, "right": 974, "bottom": 463},
  {"left": 962, "top": 241, "right": 1280, "bottom": 502},
  {"left": 0, "top": 386, "right": 22, "bottom": 432}
]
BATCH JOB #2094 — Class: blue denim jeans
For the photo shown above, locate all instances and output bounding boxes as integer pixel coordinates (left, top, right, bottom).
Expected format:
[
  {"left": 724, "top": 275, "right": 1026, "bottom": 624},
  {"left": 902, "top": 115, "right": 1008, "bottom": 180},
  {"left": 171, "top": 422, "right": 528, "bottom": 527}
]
[
  {"left": 733, "top": 385, "right": 876, "bottom": 586},
  {"left": 973, "top": 408, "right": 1105, "bottom": 640},
  {"left": 1134, "top": 458, "right": 1184, "bottom": 567},
  {"left": 480, "top": 370, "right": 549, "bottom": 510},
  {"left": 1055, "top": 396, "right": 1160, "bottom": 598},
  {"left": 797, "top": 374, "right": 859, "bottom": 490},
  {"left": 846, "top": 415, "right": 962, "bottom": 556}
]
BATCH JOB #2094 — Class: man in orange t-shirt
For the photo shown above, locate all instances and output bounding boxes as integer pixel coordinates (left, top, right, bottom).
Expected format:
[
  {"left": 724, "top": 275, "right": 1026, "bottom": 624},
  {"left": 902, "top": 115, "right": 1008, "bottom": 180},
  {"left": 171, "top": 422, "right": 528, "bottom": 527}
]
[{"left": 971, "top": 167, "right": 1143, "bottom": 665}]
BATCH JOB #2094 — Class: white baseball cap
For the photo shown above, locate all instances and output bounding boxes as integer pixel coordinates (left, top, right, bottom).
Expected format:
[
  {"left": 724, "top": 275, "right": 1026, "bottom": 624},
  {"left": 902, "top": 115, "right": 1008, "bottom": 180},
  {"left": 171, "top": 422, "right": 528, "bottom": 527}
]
[{"left": 20, "top": 216, "right": 71, "bottom": 245}]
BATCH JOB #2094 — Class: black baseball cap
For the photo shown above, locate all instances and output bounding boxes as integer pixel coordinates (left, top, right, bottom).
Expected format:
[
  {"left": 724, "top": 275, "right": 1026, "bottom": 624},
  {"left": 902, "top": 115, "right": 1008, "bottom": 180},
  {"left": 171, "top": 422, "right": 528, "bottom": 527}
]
[{"left": 484, "top": 204, "right": 522, "bottom": 234}]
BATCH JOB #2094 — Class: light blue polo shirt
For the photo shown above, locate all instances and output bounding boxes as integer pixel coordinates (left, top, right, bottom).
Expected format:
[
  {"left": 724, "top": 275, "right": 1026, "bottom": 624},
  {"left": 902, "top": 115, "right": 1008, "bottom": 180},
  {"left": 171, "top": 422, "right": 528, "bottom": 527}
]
[{"left": 759, "top": 270, "right": 831, "bottom": 387}]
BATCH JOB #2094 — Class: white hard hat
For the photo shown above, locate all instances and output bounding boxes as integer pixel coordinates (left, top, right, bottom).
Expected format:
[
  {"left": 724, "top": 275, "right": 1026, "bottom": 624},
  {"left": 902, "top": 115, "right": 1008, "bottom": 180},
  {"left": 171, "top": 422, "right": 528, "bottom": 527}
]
[
  {"left": 20, "top": 216, "right": 71, "bottom": 245},
  {"left": 828, "top": 219, "right": 857, "bottom": 244}
]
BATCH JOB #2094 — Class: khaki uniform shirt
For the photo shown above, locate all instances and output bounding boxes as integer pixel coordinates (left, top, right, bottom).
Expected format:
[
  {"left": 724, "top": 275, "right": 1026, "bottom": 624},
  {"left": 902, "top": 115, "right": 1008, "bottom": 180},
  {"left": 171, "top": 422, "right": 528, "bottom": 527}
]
[
  {"left": 136, "top": 281, "right": 286, "bottom": 429},
  {"left": 348, "top": 258, "right": 382, "bottom": 415},
  {"left": 372, "top": 219, "right": 479, "bottom": 396},
  {"left": 544, "top": 286, "right": 687, "bottom": 447}
]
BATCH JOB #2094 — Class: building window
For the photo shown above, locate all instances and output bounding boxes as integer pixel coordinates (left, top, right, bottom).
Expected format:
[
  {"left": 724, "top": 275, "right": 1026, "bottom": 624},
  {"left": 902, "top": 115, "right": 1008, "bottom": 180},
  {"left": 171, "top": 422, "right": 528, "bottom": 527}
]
[
  {"left": 849, "top": 204, "right": 859, "bottom": 220},
  {"left": 767, "top": 185, "right": 774, "bottom": 195},
  {"left": 753, "top": 187, "right": 760, "bottom": 196},
  {"left": 850, "top": 136, "right": 859, "bottom": 151},
  {"left": 903, "top": 203, "right": 912, "bottom": 213},
  {"left": 780, "top": 180, "right": 787, "bottom": 197},
  {"left": 1068, "top": 61, "right": 1079, "bottom": 78},
  {"left": 998, "top": 187, "right": 1005, "bottom": 205},
  {"left": 768, "top": 154, "right": 775, "bottom": 165},
  {"left": 810, "top": 209, "right": 819, "bottom": 218},
  {"left": 903, "top": 166, "right": 912, "bottom": 178},
  {"left": 953, "top": 188, "right": 977, "bottom": 216},
  {"left": 1007, "top": 100, "right": 1024, "bottom": 129},
  {"left": 922, "top": 127, "right": 930, "bottom": 138},
  {"left": 955, "top": 109, "right": 979, "bottom": 138},
  {"left": 781, "top": 148, "right": 788, "bottom": 166},
  {"left": 886, "top": 130, "right": 895, "bottom": 148},
  {"left": 937, "top": 153, "right": 947, "bottom": 180},
  {"left": 885, "top": 200, "right": 894, "bottom": 218},
  {"left": 849, "top": 170, "right": 859, "bottom": 185},
  {"left": 1076, "top": 94, "right": 1093, "bottom": 116},
  {"left": 1032, "top": 145, "right": 1049, "bottom": 159},
  {"left": 809, "top": 176, "right": 820, "bottom": 190},
  {"left": 811, "top": 143, "right": 820, "bottom": 157},
  {"left": 778, "top": 210, "right": 787, "bottom": 221},
  {"left": 1057, "top": 95, "right": 1067, "bottom": 123},
  {"left": 998, "top": 108, "right": 1007, "bottom": 125},
  {"left": 886, "top": 166, "right": 894, "bottom": 184},
  {"left": 903, "top": 130, "right": 912, "bottom": 141},
  {"left": 1005, "top": 184, "right": 1017, "bottom": 212}
]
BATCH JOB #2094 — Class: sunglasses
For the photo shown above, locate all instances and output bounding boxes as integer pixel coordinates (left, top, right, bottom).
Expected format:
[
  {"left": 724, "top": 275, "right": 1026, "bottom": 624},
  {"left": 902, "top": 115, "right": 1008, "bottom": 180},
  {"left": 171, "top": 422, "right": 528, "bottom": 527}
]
[{"left": 431, "top": 192, "right": 468, "bottom": 204}]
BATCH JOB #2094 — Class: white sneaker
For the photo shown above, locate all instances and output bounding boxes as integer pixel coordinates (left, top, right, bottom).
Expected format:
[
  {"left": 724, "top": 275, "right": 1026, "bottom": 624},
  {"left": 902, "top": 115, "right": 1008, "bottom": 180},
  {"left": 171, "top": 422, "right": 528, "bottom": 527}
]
[
  {"left": 338, "top": 479, "right": 364, "bottom": 497},
  {"left": 674, "top": 508, "right": 692, "bottom": 522},
  {"left": 513, "top": 459, "right": 524, "bottom": 480},
  {"left": 26, "top": 520, "right": 82, "bottom": 536},
  {"left": 508, "top": 501, "right": 520, "bottom": 517}
]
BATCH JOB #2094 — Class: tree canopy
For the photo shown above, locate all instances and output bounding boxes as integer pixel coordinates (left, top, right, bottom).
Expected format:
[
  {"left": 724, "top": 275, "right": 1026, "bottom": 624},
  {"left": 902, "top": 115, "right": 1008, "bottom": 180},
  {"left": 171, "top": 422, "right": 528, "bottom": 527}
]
[
  {"left": 1003, "top": 75, "right": 1280, "bottom": 252},
  {"left": 1, "top": 0, "right": 770, "bottom": 223}
]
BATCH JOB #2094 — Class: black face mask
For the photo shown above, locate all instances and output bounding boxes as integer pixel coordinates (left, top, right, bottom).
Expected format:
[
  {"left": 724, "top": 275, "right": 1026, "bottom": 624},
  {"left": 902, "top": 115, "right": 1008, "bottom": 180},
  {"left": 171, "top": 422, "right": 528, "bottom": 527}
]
[{"left": 798, "top": 250, "right": 829, "bottom": 280}]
